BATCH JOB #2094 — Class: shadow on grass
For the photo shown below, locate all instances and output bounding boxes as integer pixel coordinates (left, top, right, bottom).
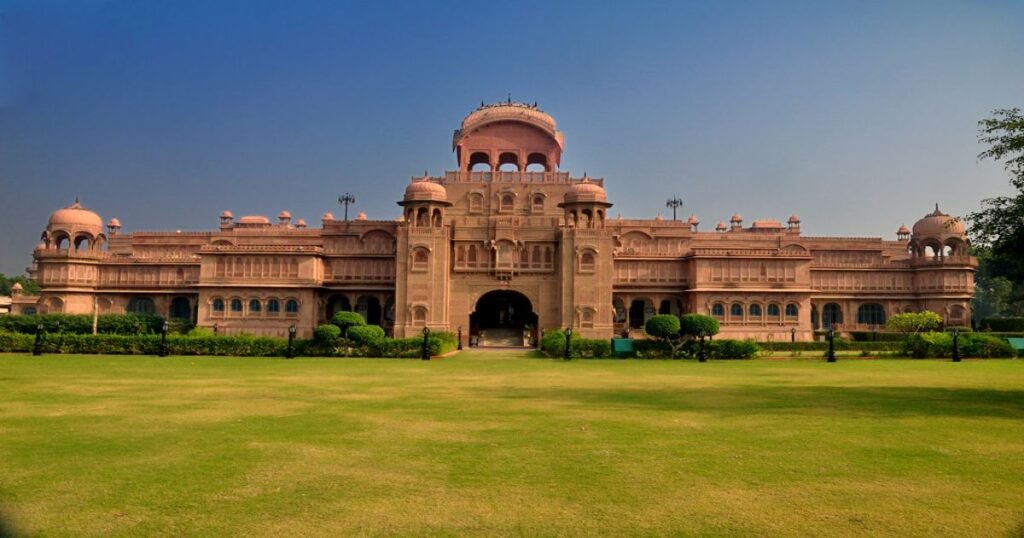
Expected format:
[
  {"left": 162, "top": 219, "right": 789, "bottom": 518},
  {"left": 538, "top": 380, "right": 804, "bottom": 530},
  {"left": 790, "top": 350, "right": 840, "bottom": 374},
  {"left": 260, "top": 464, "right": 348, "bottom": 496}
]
[{"left": 479, "top": 385, "right": 1024, "bottom": 419}]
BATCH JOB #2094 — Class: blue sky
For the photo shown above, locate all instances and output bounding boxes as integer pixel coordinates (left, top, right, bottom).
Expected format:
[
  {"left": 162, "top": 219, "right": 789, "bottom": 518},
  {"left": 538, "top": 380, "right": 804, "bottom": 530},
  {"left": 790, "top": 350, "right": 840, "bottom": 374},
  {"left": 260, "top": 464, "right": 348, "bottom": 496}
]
[{"left": 1, "top": 0, "right": 1022, "bottom": 274}]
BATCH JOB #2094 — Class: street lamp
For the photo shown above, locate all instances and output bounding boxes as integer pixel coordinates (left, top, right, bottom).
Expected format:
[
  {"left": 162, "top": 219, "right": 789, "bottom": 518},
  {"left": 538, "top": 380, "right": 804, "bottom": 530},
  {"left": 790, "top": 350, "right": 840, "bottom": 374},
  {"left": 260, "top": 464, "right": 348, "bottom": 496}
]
[
  {"left": 33, "top": 322, "right": 44, "bottom": 356},
  {"left": 665, "top": 196, "right": 684, "bottom": 221},
  {"left": 698, "top": 329, "right": 707, "bottom": 362},
  {"left": 826, "top": 327, "right": 836, "bottom": 362},
  {"left": 457, "top": 326, "right": 463, "bottom": 350},
  {"left": 338, "top": 193, "right": 356, "bottom": 221},
  {"left": 158, "top": 320, "right": 169, "bottom": 357},
  {"left": 952, "top": 328, "right": 961, "bottom": 362},
  {"left": 421, "top": 327, "right": 431, "bottom": 360},
  {"left": 790, "top": 327, "right": 796, "bottom": 343},
  {"left": 564, "top": 327, "right": 573, "bottom": 360},
  {"left": 213, "top": 323, "right": 218, "bottom": 336},
  {"left": 286, "top": 325, "right": 296, "bottom": 359}
]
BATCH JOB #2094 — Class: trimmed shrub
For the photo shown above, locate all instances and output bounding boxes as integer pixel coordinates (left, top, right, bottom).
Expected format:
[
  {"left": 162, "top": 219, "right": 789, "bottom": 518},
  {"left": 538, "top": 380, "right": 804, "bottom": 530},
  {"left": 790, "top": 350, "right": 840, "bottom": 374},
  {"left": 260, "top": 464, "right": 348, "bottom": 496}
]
[
  {"left": 960, "top": 334, "right": 1016, "bottom": 358},
  {"left": 331, "top": 312, "right": 366, "bottom": 336},
  {"left": 848, "top": 331, "right": 910, "bottom": 342},
  {"left": 886, "top": 311, "right": 942, "bottom": 334},
  {"left": 0, "top": 313, "right": 165, "bottom": 335},
  {"left": 539, "top": 330, "right": 611, "bottom": 358},
  {"left": 903, "top": 332, "right": 1016, "bottom": 358},
  {"left": 314, "top": 324, "right": 341, "bottom": 345},
  {"left": 980, "top": 317, "right": 1024, "bottom": 332},
  {"left": 633, "top": 338, "right": 673, "bottom": 358},
  {"left": 347, "top": 325, "right": 386, "bottom": 346},
  {"left": 709, "top": 339, "right": 760, "bottom": 360},
  {"left": 645, "top": 315, "right": 680, "bottom": 341},
  {"left": 679, "top": 314, "right": 720, "bottom": 338}
]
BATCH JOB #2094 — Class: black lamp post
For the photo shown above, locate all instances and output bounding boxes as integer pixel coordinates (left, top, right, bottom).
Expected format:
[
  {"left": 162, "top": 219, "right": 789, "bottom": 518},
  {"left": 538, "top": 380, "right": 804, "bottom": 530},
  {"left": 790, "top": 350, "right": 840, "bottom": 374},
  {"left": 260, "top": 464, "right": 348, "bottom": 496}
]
[
  {"left": 872, "top": 325, "right": 878, "bottom": 342},
  {"left": 564, "top": 327, "right": 573, "bottom": 360},
  {"left": 665, "top": 196, "right": 684, "bottom": 221},
  {"left": 338, "top": 193, "right": 356, "bottom": 221},
  {"left": 457, "top": 326, "right": 463, "bottom": 350},
  {"left": 790, "top": 327, "right": 796, "bottom": 343},
  {"left": 158, "top": 320, "right": 169, "bottom": 357},
  {"left": 213, "top": 323, "right": 218, "bottom": 336},
  {"left": 286, "top": 325, "right": 296, "bottom": 359},
  {"left": 32, "top": 322, "right": 44, "bottom": 356},
  {"left": 698, "top": 329, "right": 707, "bottom": 362},
  {"left": 826, "top": 327, "right": 836, "bottom": 362},
  {"left": 952, "top": 328, "right": 961, "bottom": 362},
  {"left": 421, "top": 327, "right": 431, "bottom": 360}
]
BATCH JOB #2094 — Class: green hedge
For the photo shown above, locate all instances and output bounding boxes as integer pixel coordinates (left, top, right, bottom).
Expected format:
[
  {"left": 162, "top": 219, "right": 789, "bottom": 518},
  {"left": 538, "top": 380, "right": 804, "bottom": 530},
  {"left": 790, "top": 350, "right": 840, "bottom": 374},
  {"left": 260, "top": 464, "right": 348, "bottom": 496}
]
[
  {"left": 902, "top": 332, "right": 1016, "bottom": 359},
  {"left": 980, "top": 318, "right": 1024, "bottom": 332},
  {"left": 760, "top": 341, "right": 903, "bottom": 352},
  {"left": 347, "top": 325, "right": 386, "bottom": 346},
  {"left": 846, "top": 331, "right": 908, "bottom": 342},
  {"left": 540, "top": 330, "right": 610, "bottom": 358},
  {"left": 0, "top": 329, "right": 460, "bottom": 358},
  {"left": 0, "top": 313, "right": 167, "bottom": 335},
  {"left": 629, "top": 338, "right": 759, "bottom": 360}
]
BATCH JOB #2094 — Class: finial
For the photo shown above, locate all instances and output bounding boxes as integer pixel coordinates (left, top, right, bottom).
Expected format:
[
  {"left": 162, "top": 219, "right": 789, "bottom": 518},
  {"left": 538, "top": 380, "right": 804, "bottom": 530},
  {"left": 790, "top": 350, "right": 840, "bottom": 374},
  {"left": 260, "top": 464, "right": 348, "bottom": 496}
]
[
  {"left": 74, "top": 195, "right": 79, "bottom": 204},
  {"left": 935, "top": 202, "right": 940, "bottom": 212},
  {"left": 533, "top": 101, "right": 538, "bottom": 108},
  {"left": 424, "top": 169, "right": 428, "bottom": 177},
  {"left": 481, "top": 100, "right": 485, "bottom": 107},
  {"left": 507, "top": 93, "right": 512, "bottom": 103}
]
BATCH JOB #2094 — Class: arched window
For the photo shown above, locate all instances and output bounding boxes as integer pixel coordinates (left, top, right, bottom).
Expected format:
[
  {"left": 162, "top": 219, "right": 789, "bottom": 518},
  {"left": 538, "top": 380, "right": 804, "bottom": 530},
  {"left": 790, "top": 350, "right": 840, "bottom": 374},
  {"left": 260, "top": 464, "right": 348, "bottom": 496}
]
[
  {"left": 285, "top": 299, "right": 299, "bottom": 314},
  {"left": 412, "top": 248, "right": 429, "bottom": 271},
  {"left": 711, "top": 304, "right": 725, "bottom": 318},
  {"left": 767, "top": 304, "right": 780, "bottom": 318},
  {"left": 730, "top": 303, "right": 743, "bottom": 318},
  {"left": 823, "top": 303, "right": 843, "bottom": 327},
  {"left": 580, "top": 251, "right": 595, "bottom": 272},
  {"left": 212, "top": 299, "right": 225, "bottom": 313},
  {"left": 468, "top": 193, "right": 483, "bottom": 213},
  {"left": 249, "top": 299, "right": 261, "bottom": 313},
  {"left": 857, "top": 303, "right": 886, "bottom": 325},
  {"left": 22, "top": 307, "right": 37, "bottom": 316},
  {"left": 498, "top": 152, "right": 519, "bottom": 171},
  {"left": 412, "top": 306, "right": 427, "bottom": 326},
  {"left": 581, "top": 309, "right": 595, "bottom": 328},
  {"left": 468, "top": 152, "right": 491, "bottom": 172},
  {"left": 267, "top": 299, "right": 280, "bottom": 313},
  {"left": 532, "top": 195, "right": 544, "bottom": 212},
  {"left": 785, "top": 304, "right": 799, "bottom": 319},
  {"left": 500, "top": 194, "right": 514, "bottom": 212},
  {"left": 230, "top": 299, "right": 243, "bottom": 313},
  {"left": 749, "top": 304, "right": 762, "bottom": 318},
  {"left": 127, "top": 297, "right": 155, "bottom": 315},
  {"left": 526, "top": 153, "right": 547, "bottom": 172}
]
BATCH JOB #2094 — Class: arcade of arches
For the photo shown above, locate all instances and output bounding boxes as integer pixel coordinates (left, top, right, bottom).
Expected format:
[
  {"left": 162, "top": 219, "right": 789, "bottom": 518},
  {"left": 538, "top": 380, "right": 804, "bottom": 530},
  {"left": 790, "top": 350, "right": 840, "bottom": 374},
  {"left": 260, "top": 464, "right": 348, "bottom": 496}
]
[{"left": 20, "top": 102, "right": 976, "bottom": 342}]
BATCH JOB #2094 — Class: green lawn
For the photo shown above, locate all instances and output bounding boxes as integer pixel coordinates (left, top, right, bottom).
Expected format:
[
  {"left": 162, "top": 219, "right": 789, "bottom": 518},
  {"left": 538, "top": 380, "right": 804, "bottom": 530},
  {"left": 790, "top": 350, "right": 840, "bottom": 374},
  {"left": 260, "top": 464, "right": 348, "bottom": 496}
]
[{"left": 1, "top": 352, "right": 1022, "bottom": 537}]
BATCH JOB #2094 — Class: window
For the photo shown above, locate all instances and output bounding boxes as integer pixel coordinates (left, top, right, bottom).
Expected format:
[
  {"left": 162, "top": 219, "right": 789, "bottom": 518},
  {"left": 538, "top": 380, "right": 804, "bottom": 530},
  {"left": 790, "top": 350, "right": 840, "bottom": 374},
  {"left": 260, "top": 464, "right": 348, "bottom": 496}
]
[
  {"left": 532, "top": 195, "right": 544, "bottom": 212},
  {"left": 580, "top": 251, "right": 595, "bottom": 272},
  {"left": 412, "top": 306, "right": 427, "bottom": 326},
  {"left": 856, "top": 303, "right": 885, "bottom": 325},
  {"left": 767, "top": 304, "right": 780, "bottom": 318},
  {"left": 212, "top": 299, "right": 225, "bottom": 312},
  {"left": 468, "top": 193, "right": 483, "bottom": 213},
  {"left": 822, "top": 303, "right": 842, "bottom": 327},
  {"left": 500, "top": 194, "right": 515, "bottom": 212},
  {"left": 267, "top": 299, "right": 280, "bottom": 313},
  {"left": 749, "top": 304, "right": 762, "bottom": 318},
  {"left": 249, "top": 299, "right": 261, "bottom": 313},
  {"left": 230, "top": 299, "right": 243, "bottom": 313},
  {"left": 712, "top": 304, "right": 725, "bottom": 318},
  {"left": 412, "top": 248, "right": 429, "bottom": 271},
  {"left": 22, "top": 307, "right": 37, "bottom": 316},
  {"left": 730, "top": 303, "right": 743, "bottom": 317},
  {"left": 127, "top": 297, "right": 155, "bottom": 315},
  {"left": 581, "top": 309, "right": 595, "bottom": 328},
  {"left": 285, "top": 299, "right": 299, "bottom": 314},
  {"left": 785, "top": 304, "right": 799, "bottom": 318}
]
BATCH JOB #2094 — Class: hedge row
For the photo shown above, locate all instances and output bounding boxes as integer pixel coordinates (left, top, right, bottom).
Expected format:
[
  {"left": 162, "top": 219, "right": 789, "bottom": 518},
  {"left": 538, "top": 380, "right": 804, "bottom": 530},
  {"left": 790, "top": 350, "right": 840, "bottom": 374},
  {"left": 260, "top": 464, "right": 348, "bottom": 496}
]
[
  {"left": 979, "top": 318, "right": 1024, "bottom": 332},
  {"left": 902, "top": 332, "right": 1016, "bottom": 359},
  {"left": 0, "top": 313, "right": 168, "bottom": 335},
  {"left": 760, "top": 341, "right": 904, "bottom": 352},
  {"left": 540, "top": 330, "right": 611, "bottom": 358},
  {"left": 0, "top": 329, "right": 460, "bottom": 358},
  {"left": 632, "top": 338, "right": 760, "bottom": 360}
]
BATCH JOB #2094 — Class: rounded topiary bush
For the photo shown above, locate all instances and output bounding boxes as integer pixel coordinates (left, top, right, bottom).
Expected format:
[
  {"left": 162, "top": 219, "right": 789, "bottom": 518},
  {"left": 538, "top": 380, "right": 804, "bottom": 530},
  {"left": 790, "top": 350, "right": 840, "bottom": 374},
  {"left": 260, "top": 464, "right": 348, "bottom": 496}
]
[
  {"left": 645, "top": 315, "right": 680, "bottom": 341},
  {"left": 314, "top": 324, "right": 341, "bottom": 344},
  {"left": 347, "top": 324, "right": 386, "bottom": 346},
  {"left": 331, "top": 311, "right": 366, "bottom": 336},
  {"left": 680, "top": 314, "right": 720, "bottom": 338}
]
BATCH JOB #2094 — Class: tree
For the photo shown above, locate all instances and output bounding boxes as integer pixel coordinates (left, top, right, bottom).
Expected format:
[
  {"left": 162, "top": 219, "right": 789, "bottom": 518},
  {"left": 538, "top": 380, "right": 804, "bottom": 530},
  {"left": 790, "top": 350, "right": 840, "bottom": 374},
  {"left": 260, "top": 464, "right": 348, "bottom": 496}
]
[
  {"left": 330, "top": 311, "right": 365, "bottom": 337},
  {"left": 967, "top": 108, "right": 1024, "bottom": 309},
  {"left": 645, "top": 314, "right": 680, "bottom": 341},
  {"left": 0, "top": 274, "right": 40, "bottom": 296},
  {"left": 679, "top": 314, "right": 720, "bottom": 338},
  {"left": 886, "top": 311, "right": 943, "bottom": 334}
]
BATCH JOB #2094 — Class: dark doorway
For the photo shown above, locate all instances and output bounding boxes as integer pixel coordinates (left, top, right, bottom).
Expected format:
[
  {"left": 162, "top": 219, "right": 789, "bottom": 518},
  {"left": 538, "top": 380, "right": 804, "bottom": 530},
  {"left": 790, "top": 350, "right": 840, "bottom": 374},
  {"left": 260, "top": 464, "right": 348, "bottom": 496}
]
[
  {"left": 629, "top": 299, "right": 650, "bottom": 329},
  {"left": 356, "top": 296, "right": 382, "bottom": 325},
  {"left": 470, "top": 290, "right": 538, "bottom": 346},
  {"left": 327, "top": 295, "right": 351, "bottom": 319},
  {"left": 170, "top": 297, "right": 191, "bottom": 320}
]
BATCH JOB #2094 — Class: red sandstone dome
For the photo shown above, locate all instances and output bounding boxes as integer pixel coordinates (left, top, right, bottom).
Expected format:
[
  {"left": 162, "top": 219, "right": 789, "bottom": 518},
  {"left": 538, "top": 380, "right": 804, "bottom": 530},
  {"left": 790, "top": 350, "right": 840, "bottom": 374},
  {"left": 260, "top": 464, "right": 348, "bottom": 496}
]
[
  {"left": 788, "top": 214, "right": 801, "bottom": 224},
  {"left": 237, "top": 215, "right": 271, "bottom": 225},
  {"left": 48, "top": 199, "right": 103, "bottom": 232},
  {"left": 455, "top": 101, "right": 563, "bottom": 150},
  {"left": 564, "top": 180, "right": 608, "bottom": 204},
  {"left": 403, "top": 179, "right": 448, "bottom": 203},
  {"left": 912, "top": 204, "right": 965, "bottom": 237},
  {"left": 897, "top": 224, "right": 910, "bottom": 235},
  {"left": 687, "top": 215, "right": 700, "bottom": 225},
  {"left": 107, "top": 218, "right": 121, "bottom": 228}
]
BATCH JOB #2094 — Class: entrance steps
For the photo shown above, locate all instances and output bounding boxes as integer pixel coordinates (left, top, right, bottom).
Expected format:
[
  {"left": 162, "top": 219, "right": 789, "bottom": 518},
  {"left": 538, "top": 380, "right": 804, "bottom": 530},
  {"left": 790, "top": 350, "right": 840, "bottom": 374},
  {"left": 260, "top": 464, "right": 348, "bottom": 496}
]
[{"left": 479, "top": 328, "right": 527, "bottom": 347}]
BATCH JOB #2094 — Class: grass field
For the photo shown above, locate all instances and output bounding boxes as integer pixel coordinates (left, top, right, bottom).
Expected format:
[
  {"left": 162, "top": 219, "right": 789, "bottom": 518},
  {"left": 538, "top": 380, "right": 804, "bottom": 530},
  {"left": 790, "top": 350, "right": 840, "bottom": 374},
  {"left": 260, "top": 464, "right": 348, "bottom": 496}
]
[{"left": 1, "top": 352, "right": 1022, "bottom": 537}]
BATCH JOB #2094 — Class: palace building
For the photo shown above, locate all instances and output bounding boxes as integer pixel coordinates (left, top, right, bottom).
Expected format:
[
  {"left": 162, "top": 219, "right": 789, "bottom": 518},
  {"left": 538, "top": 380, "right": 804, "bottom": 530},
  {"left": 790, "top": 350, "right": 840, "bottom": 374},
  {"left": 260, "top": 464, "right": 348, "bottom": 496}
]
[{"left": 17, "top": 102, "right": 976, "bottom": 343}]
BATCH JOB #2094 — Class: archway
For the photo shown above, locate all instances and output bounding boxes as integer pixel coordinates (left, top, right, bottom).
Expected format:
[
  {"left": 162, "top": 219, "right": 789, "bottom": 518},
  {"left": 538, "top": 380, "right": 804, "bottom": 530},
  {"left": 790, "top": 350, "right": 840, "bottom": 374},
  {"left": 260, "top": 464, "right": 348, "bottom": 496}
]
[
  {"left": 170, "top": 297, "right": 192, "bottom": 320},
  {"left": 470, "top": 290, "right": 537, "bottom": 347},
  {"left": 327, "top": 295, "right": 351, "bottom": 320}
]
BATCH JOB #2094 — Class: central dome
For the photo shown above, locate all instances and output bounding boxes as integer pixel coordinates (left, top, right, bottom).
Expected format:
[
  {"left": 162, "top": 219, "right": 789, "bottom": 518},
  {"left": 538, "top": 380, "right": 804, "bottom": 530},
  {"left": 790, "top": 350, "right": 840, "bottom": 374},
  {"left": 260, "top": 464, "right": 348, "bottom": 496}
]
[
  {"left": 458, "top": 101, "right": 559, "bottom": 142},
  {"left": 564, "top": 180, "right": 608, "bottom": 204},
  {"left": 912, "top": 204, "right": 965, "bottom": 237}
]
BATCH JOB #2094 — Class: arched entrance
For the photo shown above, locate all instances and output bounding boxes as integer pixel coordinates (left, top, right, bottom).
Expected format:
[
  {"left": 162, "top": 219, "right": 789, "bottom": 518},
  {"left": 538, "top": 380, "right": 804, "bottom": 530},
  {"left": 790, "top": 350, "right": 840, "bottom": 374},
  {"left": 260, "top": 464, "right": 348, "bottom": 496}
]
[{"left": 470, "top": 290, "right": 538, "bottom": 347}]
